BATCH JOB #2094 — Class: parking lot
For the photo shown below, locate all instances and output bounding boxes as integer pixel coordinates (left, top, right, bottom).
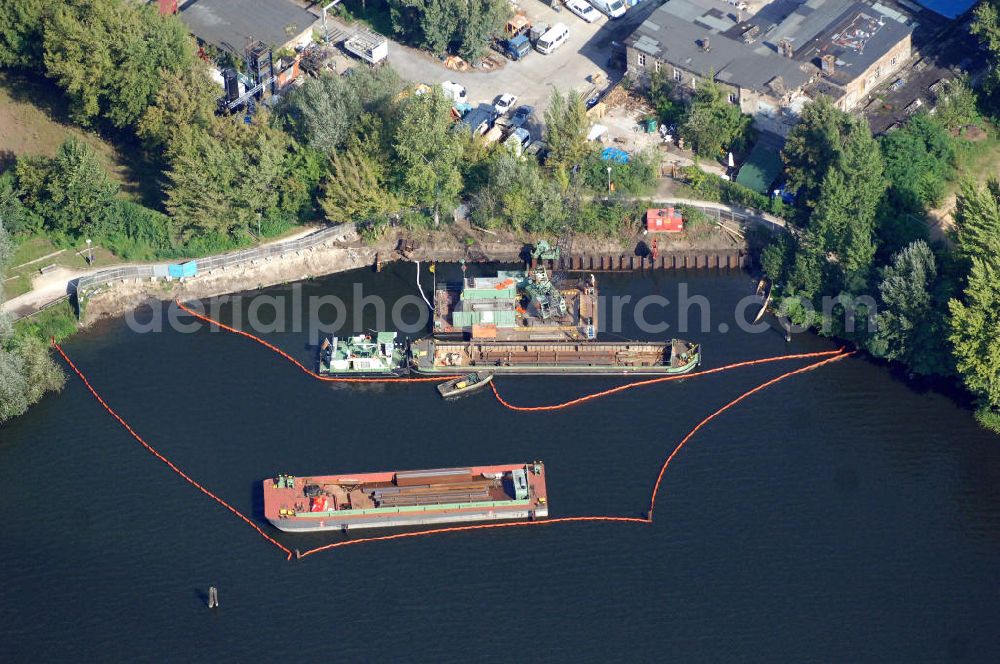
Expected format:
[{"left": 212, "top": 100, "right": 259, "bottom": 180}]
[{"left": 363, "top": 0, "right": 660, "bottom": 115}]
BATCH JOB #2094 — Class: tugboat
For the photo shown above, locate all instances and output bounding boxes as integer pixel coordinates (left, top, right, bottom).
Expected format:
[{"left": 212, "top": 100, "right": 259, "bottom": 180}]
[
  {"left": 318, "top": 332, "right": 407, "bottom": 376},
  {"left": 436, "top": 371, "right": 494, "bottom": 399}
]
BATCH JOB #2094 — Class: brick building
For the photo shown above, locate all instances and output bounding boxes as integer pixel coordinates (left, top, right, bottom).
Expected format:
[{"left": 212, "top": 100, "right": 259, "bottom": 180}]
[{"left": 625, "top": 0, "right": 914, "bottom": 135}]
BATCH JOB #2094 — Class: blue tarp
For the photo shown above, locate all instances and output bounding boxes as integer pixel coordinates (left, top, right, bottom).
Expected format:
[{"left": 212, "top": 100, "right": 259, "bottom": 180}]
[
  {"left": 167, "top": 261, "right": 198, "bottom": 278},
  {"left": 601, "top": 147, "right": 630, "bottom": 164}
]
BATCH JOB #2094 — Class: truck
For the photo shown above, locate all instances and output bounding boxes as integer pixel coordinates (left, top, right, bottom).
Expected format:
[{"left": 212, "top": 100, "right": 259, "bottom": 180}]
[
  {"left": 344, "top": 31, "right": 389, "bottom": 64},
  {"left": 504, "top": 34, "right": 532, "bottom": 60},
  {"left": 498, "top": 14, "right": 532, "bottom": 60}
]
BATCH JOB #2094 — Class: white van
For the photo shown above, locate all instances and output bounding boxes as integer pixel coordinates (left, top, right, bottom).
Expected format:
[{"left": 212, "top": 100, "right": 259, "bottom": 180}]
[
  {"left": 441, "top": 80, "right": 467, "bottom": 104},
  {"left": 535, "top": 23, "right": 570, "bottom": 55},
  {"left": 590, "top": 0, "right": 626, "bottom": 18}
]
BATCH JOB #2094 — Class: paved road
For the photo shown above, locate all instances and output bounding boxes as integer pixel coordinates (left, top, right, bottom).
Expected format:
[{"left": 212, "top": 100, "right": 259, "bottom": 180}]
[
  {"left": 2, "top": 226, "right": 322, "bottom": 321},
  {"left": 343, "top": 0, "right": 660, "bottom": 115}
]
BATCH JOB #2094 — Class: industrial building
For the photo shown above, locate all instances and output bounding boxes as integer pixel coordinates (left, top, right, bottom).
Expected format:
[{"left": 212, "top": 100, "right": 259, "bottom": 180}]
[{"left": 625, "top": 0, "right": 914, "bottom": 134}]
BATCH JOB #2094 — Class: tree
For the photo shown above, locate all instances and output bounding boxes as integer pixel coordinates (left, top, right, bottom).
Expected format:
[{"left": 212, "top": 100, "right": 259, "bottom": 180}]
[
  {"left": 971, "top": 1, "right": 1000, "bottom": 114},
  {"left": 391, "top": 88, "right": 464, "bottom": 221},
  {"left": 0, "top": 347, "right": 29, "bottom": 424},
  {"left": 471, "top": 150, "right": 567, "bottom": 232},
  {"left": 280, "top": 73, "right": 362, "bottom": 153},
  {"left": 321, "top": 146, "right": 397, "bottom": 224},
  {"left": 880, "top": 113, "right": 955, "bottom": 212},
  {"left": 544, "top": 90, "right": 591, "bottom": 176},
  {"left": 389, "top": 0, "right": 509, "bottom": 60},
  {"left": 42, "top": 0, "right": 197, "bottom": 128},
  {"left": 0, "top": 0, "right": 48, "bottom": 67},
  {"left": 868, "top": 241, "right": 950, "bottom": 375},
  {"left": 457, "top": 0, "right": 510, "bottom": 62},
  {"left": 948, "top": 179, "right": 1000, "bottom": 431},
  {"left": 0, "top": 217, "right": 11, "bottom": 279},
  {"left": 949, "top": 257, "right": 1000, "bottom": 421},
  {"left": 934, "top": 76, "right": 981, "bottom": 132},
  {"left": 782, "top": 95, "right": 856, "bottom": 220},
  {"left": 647, "top": 68, "right": 684, "bottom": 126},
  {"left": 164, "top": 114, "right": 292, "bottom": 240},
  {"left": 345, "top": 66, "right": 405, "bottom": 117},
  {"left": 0, "top": 173, "right": 37, "bottom": 237},
  {"left": 138, "top": 64, "right": 220, "bottom": 150},
  {"left": 41, "top": 138, "right": 119, "bottom": 236},
  {"left": 952, "top": 179, "right": 1000, "bottom": 260},
  {"left": 680, "top": 79, "right": 752, "bottom": 158}
]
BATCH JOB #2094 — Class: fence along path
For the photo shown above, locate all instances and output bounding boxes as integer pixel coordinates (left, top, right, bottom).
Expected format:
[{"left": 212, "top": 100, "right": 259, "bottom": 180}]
[{"left": 74, "top": 224, "right": 353, "bottom": 295}]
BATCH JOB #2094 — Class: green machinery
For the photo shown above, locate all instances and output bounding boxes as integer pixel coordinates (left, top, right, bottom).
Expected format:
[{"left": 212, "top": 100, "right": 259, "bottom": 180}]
[
  {"left": 525, "top": 266, "right": 567, "bottom": 321},
  {"left": 531, "top": 240, "right": 561, "bottom": 262}
]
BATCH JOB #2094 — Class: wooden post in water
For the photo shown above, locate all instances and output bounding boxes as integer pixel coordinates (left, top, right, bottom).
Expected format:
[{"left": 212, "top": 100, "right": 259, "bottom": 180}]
[{"left": 208, "top": 586, "right": 219, "bottom": 609}]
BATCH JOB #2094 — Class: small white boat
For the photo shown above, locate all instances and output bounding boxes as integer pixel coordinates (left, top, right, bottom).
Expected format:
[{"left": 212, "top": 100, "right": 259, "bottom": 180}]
[{"left": 437, "top": 371, "right": 494, "bottom": 399}]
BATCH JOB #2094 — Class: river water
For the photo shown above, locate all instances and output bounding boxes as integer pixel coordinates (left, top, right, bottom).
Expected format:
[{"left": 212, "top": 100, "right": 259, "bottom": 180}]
[{"left": 2, "top": 264, "right": 999, "bottom": 662}]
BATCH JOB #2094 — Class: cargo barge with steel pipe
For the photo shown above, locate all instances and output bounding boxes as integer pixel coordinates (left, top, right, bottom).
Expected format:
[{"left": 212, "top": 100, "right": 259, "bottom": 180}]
[
  {"left": 409, "top": 338, "right": 700, "bottom": 376},
  {"left": 264, "top": 463, "right": 548, "bottom": 532}
]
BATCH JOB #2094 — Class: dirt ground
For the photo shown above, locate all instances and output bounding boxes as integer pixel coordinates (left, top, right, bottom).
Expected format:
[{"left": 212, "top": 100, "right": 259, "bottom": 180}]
[{"left": 0, "top": 73, "right": 118, "bottom": 169}]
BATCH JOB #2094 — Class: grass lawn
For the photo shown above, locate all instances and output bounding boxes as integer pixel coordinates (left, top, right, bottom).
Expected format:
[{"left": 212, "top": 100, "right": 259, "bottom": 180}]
[{"left": 2, "top": 274, "right": 32, "bottom": 299}]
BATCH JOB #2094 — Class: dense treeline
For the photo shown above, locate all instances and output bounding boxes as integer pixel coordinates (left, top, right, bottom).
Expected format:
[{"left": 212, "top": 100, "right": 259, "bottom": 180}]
[{"left": 759, "top": 79, "right": 999, "bottom": 432}]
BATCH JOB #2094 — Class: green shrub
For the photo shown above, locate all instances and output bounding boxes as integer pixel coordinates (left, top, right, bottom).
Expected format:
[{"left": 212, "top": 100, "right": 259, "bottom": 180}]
[{"left": 975, "top": 406, "right": 1000, "bottom": 435}]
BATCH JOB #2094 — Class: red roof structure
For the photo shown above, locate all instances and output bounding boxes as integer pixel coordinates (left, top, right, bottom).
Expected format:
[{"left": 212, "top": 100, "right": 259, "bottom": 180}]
[{"left": 646, "top": 207, "right": 683, "bottom": 232}]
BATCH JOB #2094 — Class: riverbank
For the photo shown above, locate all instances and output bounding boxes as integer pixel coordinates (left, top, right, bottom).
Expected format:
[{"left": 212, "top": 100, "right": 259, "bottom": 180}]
[{"left": 79, "top": 212, "right": 750, "bottom": 325}]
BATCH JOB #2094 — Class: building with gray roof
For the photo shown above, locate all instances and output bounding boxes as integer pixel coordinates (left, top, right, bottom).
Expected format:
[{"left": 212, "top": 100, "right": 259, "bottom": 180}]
[
  {"left": 179, "top": 0, "right": 317, "bottom": 55},
  {"left": 626, "top": 0, "right": 914, "bottom": 134}
]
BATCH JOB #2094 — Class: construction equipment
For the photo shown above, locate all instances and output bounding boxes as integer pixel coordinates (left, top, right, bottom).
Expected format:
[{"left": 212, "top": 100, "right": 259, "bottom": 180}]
[{"left": 531, "top": 240, "right": 561, "bottom": 262}]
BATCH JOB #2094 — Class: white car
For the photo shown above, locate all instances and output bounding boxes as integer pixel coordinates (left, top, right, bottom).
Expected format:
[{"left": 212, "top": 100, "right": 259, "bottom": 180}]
[
  {"left": 591, "top": 0, "right": 626, "bottom": 19},
  {"left": 494, "top": 93, "right": 518, "bottom": 116},
  {"left": 441, "top": 80, "right": 468, "bottom": 104},
  {"left": 565, "top": 0, "right": 600, "bottom": 23}
]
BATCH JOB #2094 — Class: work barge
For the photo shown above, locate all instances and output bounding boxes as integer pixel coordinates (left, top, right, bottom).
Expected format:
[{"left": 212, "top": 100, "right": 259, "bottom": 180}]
[
  {"left": 411, "top": 338, "right": 700, "bottom": 375},
  {"left": 264, "top": 463, "right": 548, "bottom": 532},
  {"left": 433, "top": 267, "right": 598, "bottom": 341}
]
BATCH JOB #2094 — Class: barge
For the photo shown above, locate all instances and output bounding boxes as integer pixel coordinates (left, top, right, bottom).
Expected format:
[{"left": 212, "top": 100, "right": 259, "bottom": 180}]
[
  {"left": 434, "top": 267, "right": 598, "bottom": 341},
  {"left": 264, "top": 463, "right": 548, "bottom": 532},
  {"left": 318, "top": 332, "right": 407, "bottom": 376},
  {"left": 410, "top": 338, "right": 701, "bottom": 375}
]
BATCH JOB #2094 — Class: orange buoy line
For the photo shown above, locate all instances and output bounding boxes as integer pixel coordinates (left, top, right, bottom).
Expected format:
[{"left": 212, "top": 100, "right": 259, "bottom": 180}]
[
  {"left": 646, "top": 350, "right": 854, "bottom": 520},
  {"left": 489, "top": 348, "right": 845, "bottom": 412},
  {"left": 297, "top": 515, "right": 649, "bottom": 559},
  {"left": 52, "top": 342, "right": 295, "bottom": 561},
  {"left": 174, "top": 299, "right": 456, "bottom": 383},
  {"left": 54, "top": 314, "right": 852, "bottom": 560},
  {"left": 297, "top": 350, "right": 853, "bottom": 559}
]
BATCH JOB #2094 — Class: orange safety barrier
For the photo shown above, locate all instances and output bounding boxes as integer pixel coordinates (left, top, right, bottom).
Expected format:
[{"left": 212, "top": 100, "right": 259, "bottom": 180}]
[
  {"left": 489, "top": 348, "right": 845, "bottom": 412},
  {"left": 295, "top": 350, "right": 854, "bottom": 559},
  {"left": 174, "top": 300, "right": 455, "bottom": 383},
  {"left": 52, "top": 342, "right": 295, "bottom": 561},
  {"left": 646, "top": 350, "right": 854, "bottom": 519},
  {"left": 297, "top": 515, "right": 649, "bottom": 559},
  {"left": 54, "top": 328, "right": 852, "bottom": 561}
]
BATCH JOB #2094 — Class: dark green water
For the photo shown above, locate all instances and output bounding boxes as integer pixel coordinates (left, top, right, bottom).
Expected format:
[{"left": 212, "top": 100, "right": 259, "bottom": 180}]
[{"left": 2, "top": 265, "right": 999, "bottom": 662}]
